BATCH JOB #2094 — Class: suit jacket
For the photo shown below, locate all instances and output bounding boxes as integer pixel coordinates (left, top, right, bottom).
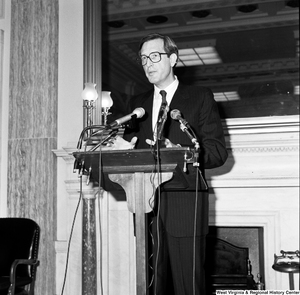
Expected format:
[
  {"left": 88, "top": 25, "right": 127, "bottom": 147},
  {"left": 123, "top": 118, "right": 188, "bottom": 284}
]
[{"left": 123, "top": 84, "right": 228, "bottom": 237}]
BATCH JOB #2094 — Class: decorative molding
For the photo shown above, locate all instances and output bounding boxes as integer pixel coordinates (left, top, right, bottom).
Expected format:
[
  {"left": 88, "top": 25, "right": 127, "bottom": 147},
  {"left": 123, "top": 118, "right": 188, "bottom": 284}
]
[
  {"left": 106, "top": 15, "right": 298, "bottom": 42},
  {"left": 207, "top": 177, "right": 299, "bottom": 188},
  {"left": 230, "top": 145, "right": 299, "bottom": 153},
  {"left": 225, "top": 116, "right": 299, "bottom": 153},
  {"left": 224, "top": 115, "right": 299, "bottom": 136},
  {"left": 104, "top": 0, "right": 299, "bottom": 42},
  {"left": 53, "top": 148, "right": 77, "bottom": 162},
  {"left": 104, "top": 0, "right": 293, "bottom": 19},
  {"left": 186, "top": 58, "right": 299, "bottom": 78}
]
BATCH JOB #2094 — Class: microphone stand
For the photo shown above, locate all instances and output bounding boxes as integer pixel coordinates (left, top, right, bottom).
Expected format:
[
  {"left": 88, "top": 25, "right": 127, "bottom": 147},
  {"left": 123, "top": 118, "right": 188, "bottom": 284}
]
[
  {"left": 179, "top": 122, "right": 200, "bottom": 167},
  {"left": 193, "top": 141, "right": 200, "bottom": 167},
  {"left": 156, "top": 107, "right": 169, "bottom": 141}
]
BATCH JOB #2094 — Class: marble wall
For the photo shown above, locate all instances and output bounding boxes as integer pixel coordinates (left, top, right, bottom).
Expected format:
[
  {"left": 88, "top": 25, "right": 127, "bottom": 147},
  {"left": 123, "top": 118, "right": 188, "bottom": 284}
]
[{"left": 2, "top": 1, "right": 59, "bottom": 294}]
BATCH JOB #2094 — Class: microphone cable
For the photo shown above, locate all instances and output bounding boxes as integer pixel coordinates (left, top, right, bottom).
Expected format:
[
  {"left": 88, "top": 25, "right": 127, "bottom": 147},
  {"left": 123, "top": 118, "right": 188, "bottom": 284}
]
[
  {"left": 153, "top": 138, "right": 163, "bottom": 295},
  {"left": 96, "top": 194, "right": 104, "bottom": 295},
  {"left": 96, "top": 136, "right": 105, "bottom": 295},
  {"left": 146, "top": 129, "right": 163, "bottom": 295},
  {"left": 60, "top": 175, "right": 83, "bottom": 295},
  {"left": 192, "top": 167, "right": 200, "bottom": 295},
  {"left": 147, "top": 166, "right": 160, "bottom": 290},
  {"left": 76, "top": 125, "right": 106, "bottom": 150},
  {"left": 88, "top": 129, "right": 118, "bottom": 152},
  {"left": 192, "top": 165, "right": 208, "bottom": 295},
  {"left": 70, "top": 133, "right": 106, "bottom": 295}
]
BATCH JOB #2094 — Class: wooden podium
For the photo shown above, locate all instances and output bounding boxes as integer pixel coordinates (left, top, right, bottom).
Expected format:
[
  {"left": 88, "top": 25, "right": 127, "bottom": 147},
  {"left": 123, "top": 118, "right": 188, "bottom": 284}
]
[{"left": 73, "top": 147, "right": 193, "bottom": 295}]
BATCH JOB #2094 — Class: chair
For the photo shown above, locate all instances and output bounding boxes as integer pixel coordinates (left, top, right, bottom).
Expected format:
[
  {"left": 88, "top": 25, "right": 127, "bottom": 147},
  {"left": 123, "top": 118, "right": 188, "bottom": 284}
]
[
  {"left": 0, "top": 218, "right": 40, "bottom": 295},
  {"left": 205, "top": 236, "right": 257, "bottom": 294}
]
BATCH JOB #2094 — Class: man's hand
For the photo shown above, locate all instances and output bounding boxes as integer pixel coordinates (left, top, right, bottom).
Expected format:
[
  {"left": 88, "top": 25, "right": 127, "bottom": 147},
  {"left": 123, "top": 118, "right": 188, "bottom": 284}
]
[
  {"left": 145, "top": 138, "right": 181, "bottom": 148},
  {"left": 104, "top": 136, "right": 137, "bottom": 150}
]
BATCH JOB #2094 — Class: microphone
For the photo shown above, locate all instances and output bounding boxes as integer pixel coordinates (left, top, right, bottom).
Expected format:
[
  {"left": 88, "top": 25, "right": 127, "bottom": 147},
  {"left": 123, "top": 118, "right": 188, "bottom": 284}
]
[
  {"left": 170, "top": 109, "right": 190, "bottom": 127},
  {"left": 157, "top": 101, "right": 169, "bottom": 124},
  {"left": 170, "top": 109, "right": 197, "bottom": 144},
  {"left": 156, "top": 103, "right": 169, "bottom": 140},
  {"left": 106, "top": 107, "right": 145, "bottom": 129}
]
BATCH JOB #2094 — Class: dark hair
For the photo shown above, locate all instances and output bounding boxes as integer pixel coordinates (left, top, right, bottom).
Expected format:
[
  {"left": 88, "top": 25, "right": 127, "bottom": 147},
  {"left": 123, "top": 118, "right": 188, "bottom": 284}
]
[{"left": 138, "top": 33, "right": 179, "bottom": 62}]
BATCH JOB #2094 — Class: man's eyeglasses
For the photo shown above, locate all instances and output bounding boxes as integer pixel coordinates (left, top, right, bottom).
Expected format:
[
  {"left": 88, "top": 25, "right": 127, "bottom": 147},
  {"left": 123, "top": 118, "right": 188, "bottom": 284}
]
[{"left": 138, "top": 52, "right": 169, "bottom": 66}]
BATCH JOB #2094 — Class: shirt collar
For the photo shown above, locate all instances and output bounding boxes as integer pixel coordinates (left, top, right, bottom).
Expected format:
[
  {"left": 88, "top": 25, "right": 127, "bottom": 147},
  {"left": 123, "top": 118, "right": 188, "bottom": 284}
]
[{"left": 154, "top": 76, "right": 179, "bottom": 102}]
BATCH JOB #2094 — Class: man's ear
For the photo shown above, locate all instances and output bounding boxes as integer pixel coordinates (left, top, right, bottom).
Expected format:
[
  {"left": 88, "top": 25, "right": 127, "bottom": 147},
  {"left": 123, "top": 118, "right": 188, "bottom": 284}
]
[{"left": 170, "top": 53, "right": 178, "bottom": 67}]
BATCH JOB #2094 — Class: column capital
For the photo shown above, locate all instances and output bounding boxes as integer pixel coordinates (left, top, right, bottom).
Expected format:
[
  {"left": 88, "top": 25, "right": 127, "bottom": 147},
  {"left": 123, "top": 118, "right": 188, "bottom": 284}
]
[{"left": 80, "top": 176, "right": 100, "bottom": 199}]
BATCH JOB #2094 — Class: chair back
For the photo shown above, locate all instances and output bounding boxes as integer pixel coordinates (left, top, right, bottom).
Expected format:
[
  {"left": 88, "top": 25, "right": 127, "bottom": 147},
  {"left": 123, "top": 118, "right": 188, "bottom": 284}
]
[
  {"left": 205, "top": 236, "right": 256, "bottom": 293},
  {"left": 0, "top": 218, "right": 40, "bottom": 278}
]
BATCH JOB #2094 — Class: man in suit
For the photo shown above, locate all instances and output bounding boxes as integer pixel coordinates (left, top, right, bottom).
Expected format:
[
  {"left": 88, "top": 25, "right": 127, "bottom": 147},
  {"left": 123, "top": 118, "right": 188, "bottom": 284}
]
[{"left": 121, "top": 33, "right": 228, "bottom": 295}]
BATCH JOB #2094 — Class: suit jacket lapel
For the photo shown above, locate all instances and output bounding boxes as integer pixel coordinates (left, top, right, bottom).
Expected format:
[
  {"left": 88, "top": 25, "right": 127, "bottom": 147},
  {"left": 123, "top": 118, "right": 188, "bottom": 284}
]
[
  {"left": 169, "top": 85, "right": 189, "bottom": 113},
  {"left": 162, "top": 85, "right": 189, "bottom": 138}
]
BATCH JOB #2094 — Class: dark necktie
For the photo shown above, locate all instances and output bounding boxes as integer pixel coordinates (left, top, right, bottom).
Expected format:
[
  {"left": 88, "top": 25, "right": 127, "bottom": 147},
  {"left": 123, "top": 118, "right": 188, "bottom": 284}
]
[
  {"left": 156, "top": 90, "right": 168, "bottom": 140},
  {"left": 160, "top": 90, "right": 167, "bottom": 106}
]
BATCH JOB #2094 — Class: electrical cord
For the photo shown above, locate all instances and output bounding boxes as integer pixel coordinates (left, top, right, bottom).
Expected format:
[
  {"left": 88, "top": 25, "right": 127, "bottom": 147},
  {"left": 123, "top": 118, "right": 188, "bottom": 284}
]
[
  {"left": 153, "top": 139, "right": 163, "bottom": 295},
  {"left": 67, "top": 130, "right": 117, "bottom": 295},
  {"left": 76, "top": 125, "right": 106, "bottom": 150},
  {"left": 62, "top": 132, "right": 105, "bottom": 295},
  {"left": 140, "top": 132, "right": 205, "bottom": 294},
  {"left": 60, "top": 175, "right": 83, "bottom": 295},
  {"left": 97, "top": 190, "right": 104, "bottom": 295},
  {"left": 96, "top": 138, "right": 104, "bottom": 295},
  {"left": 192, "top": 167, "right": 200, "bottom": 295},
  {"left": 147, "top": 147, "right": 162, "bottom": 290}
]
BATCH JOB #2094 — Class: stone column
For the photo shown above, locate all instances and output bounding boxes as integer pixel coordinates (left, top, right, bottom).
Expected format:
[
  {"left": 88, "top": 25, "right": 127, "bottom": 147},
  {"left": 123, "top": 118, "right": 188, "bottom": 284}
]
[{"left": 80, "top": 176, "right": 99, "bottom": 295}]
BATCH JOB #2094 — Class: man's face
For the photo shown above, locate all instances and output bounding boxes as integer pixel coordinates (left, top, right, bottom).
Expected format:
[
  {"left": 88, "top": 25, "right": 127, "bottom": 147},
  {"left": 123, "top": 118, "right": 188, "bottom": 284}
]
[{"left": 140, "top": 38, "right": 176, "bottom": 88}]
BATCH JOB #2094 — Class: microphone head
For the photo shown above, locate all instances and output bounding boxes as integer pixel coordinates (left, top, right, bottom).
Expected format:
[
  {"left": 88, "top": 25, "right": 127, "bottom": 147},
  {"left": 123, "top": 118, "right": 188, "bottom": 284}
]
[
  {"left": 170, "top": 109, "right": 181, "bottom": 120},
  {"left": 133, "top": 107, "right": 145, "bottom": 118}
]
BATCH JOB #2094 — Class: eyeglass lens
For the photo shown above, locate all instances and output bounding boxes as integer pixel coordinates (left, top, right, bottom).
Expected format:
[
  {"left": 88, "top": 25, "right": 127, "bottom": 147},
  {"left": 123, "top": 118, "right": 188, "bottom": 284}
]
[{"left": 140, "top": 52, "right": 162, "bottom": 65}]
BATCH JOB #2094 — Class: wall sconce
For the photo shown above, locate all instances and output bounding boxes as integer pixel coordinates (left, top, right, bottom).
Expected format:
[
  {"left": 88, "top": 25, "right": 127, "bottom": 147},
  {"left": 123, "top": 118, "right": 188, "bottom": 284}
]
[
  {"left": 82, "top": 82, "right": 98, "bottom": 128},
  {"left": 101, "top": 91, "right": 113, "bottom": 125}
]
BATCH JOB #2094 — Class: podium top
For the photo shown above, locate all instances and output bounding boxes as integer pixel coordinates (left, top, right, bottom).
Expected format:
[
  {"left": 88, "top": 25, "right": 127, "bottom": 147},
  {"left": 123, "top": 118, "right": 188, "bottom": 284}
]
[
  {"left": 73, "top": 147, "right": 205, "bottom": 191},
  {"left": 74, "top": 147, "right": 191, "bottom": 172}
]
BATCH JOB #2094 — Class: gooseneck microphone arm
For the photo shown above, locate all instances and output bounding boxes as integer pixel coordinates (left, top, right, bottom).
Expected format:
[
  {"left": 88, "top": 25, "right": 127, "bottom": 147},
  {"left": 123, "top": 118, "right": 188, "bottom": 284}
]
[
  {"left": 170, "top": 109, "right": 200, "bottom": 167},
  {"left": 179, "top": 123, "right": 198, "bottom": 145},
  {"left": 171, "top": 109, "right": 199, "bottom": 145},
  {"left": 105, "top": 107, "right": 145, "bottom": 130}
]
